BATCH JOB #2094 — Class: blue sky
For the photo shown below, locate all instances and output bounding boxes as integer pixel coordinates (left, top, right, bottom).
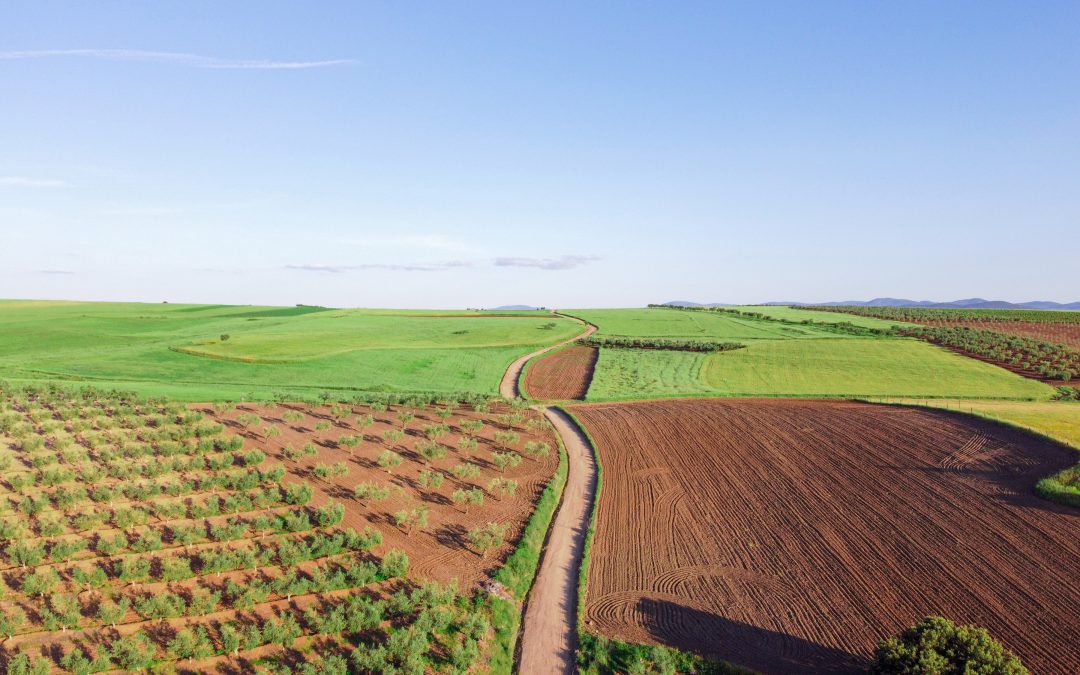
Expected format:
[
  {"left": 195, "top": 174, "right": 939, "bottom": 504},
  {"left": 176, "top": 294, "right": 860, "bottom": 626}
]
[{"left": 2, "top": 1, "right": 1078, "bottom": 308}]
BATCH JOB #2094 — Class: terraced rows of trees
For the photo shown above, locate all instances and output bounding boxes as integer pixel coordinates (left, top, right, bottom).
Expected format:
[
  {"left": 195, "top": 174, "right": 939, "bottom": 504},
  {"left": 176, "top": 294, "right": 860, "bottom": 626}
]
[
  {"left": 805, "top": 305, "right": 1080, "bottom": 352},
  {"left": 804, "top": 305, "right": 1080, "bottom": 324},
  {"left": 0, "top": 382, "right": 557, "bottom": 673}
]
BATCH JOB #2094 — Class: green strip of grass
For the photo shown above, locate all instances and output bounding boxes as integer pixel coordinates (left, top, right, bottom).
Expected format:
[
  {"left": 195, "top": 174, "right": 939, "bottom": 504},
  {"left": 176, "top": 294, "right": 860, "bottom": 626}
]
[
  {"left": 486, "top": 416, "right": 570, "bottom": 673},
  {"left": 586, "top": 339, "right": 1054, "bottom": 402}
]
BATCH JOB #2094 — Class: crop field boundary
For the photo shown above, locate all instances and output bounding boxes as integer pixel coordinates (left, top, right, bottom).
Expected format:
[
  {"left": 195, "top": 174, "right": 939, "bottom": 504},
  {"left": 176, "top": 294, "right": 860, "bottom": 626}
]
[
  {"left": 498, "top": 313, "right": 597, "bottom": 399},
  {"left": 862, "top": 397, "right": 1080, "bottom": 508},
  {"left": 583, "top": 389, "right": 1052, "bottom": 404}
]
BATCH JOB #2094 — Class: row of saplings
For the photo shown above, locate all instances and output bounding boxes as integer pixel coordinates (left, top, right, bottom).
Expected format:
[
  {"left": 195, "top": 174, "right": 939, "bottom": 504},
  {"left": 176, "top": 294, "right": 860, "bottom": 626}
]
[
  {"left": 0, "top": 563, "right": 495, "bottom": 674},
  {"left": 578, "top": 616, "right": 1029, "bottom": 675}
]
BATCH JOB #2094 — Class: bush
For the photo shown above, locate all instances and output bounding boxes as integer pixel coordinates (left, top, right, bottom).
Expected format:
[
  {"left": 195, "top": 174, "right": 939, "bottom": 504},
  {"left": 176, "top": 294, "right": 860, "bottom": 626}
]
[{"left": 871, "top": 615, "right": 1027, "bottom": 674}]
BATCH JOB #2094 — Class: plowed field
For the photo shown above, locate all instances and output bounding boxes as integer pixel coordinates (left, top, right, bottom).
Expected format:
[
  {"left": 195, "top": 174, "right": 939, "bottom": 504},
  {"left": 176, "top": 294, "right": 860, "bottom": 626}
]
[
  {"left": 523, "top": 345, "right": 598, "bottom": 400},
  {"left": 569, "top": 399, "right": 1080, "bottom": 674}
]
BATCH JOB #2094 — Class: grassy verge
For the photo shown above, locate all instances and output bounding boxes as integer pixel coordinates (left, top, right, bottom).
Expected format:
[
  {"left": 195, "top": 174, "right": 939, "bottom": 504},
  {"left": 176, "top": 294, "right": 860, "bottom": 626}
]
[
  {"left": 866, "top": 398, "right": 1080, "bottom": 509},
  {"left": 558, "top": 407, "right": 740, "bottom": 674},
  {"left": 486, "top": 418, "right": 570, "bottom": 673}
]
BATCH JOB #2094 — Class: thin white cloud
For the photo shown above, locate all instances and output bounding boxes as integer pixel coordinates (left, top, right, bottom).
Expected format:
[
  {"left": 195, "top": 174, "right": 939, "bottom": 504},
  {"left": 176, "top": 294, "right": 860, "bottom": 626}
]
[
  {"left": 0, "top": 49, "right": 354, "bottom": 70},
  {"left": 0, "top": 176, "right": 67, "bottom": 188},
  {"left": 286, "top": 264, "right": 349, "bottom": 274},
  {"left": 494, "top": 255, "right": 600, "bottom": 270},
  {"left": 355, "top": 260, "right": 473, "bottom": 272},
  {"left": 37, "top": 269, "right": 74, "bottom": 275}
]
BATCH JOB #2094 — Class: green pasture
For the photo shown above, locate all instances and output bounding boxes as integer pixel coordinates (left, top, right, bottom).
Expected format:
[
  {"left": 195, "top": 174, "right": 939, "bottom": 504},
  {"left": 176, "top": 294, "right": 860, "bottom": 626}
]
[
  {"left": 567, "top": 308, "right": 845, "bottom": 340},
  {"left": 0, "top": 300, "right": 578, "bottom": 400},
  {"left": 734, "top": 305, "right": 915, "bottom": 329},
  {"left": 586, "top": 338, "right": 1054, "bottom": 401}
]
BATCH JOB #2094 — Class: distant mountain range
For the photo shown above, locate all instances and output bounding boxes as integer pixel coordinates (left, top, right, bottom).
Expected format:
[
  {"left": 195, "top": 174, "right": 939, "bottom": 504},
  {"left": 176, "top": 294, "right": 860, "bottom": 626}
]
[
  {"left": 490, "top": 304, "right": 541, "bottom": 310},
  {"left": 662, "top": 298, "right": 1080, "bottom": 310}
]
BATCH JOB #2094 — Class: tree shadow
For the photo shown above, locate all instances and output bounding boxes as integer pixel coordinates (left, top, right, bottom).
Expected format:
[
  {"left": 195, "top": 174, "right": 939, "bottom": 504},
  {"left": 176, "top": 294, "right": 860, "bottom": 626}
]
[{"left": 634, "top": 597, "right": 867, "bottom": 674}]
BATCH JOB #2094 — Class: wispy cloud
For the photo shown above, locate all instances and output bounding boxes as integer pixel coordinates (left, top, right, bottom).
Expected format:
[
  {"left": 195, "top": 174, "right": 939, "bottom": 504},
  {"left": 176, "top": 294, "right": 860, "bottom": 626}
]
[
  {"left": 354, "top": 260, "right": 473, "bottom": 272},
  {"left": 286, "top": 264, "right": 350, "bottom": 274},
  {"left": 0, "top": 176, "right": 67, "bottom": 188},
  {"left": 494, "top": 255, "right": 600, "bottom": 270},
  {"left": 0, "top": 49, "right": 354, "bottom": 70},
  {"left": 37, "top": 269, "right": 74, "bottom": 275}
]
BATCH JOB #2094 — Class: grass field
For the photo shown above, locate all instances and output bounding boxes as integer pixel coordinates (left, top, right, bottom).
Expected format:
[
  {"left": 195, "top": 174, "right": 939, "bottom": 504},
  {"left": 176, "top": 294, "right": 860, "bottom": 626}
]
[
  {"left": 734, "top": 305, "right": 915, "bottom": 329},
  {"left": 568, "top": 308, "right": 847, "bottom": 340},
  {"left": 586, "top": 338, "right": 1054, "bottom": 400},
  {"left": 0, "top": 300, "right": 581, "bottom": 399}
]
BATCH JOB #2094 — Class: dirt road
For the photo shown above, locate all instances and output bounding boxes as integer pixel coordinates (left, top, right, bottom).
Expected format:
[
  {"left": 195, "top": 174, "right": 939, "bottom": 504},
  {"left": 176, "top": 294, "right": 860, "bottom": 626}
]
[
  {"left": 517, "top": 406, "right": 598, "bottom": 674},
  {"left": 498, "top": 314, "right": 596, "bottom": 399}
]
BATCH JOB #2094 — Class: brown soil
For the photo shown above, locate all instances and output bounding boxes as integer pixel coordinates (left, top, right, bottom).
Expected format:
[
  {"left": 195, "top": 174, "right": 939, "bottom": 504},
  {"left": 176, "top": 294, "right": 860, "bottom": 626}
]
[
  {"left": 523, "top": 346, "right": 598, "bottom": 400},
  {"left": 568, "top": 398, "right": 1080, "bottom": 674},
  {"left": 498, "top": 315, "right": 596, "bottom": 398},
  {"left": 203, "top": 401, "right": 560, "bottom": 588}
]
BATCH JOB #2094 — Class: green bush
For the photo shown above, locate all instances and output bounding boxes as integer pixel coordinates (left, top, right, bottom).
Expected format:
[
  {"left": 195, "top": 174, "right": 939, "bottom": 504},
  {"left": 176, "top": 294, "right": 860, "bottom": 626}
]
[{"left": 871, "top": 615, "right": 1027, "bottom": 674}]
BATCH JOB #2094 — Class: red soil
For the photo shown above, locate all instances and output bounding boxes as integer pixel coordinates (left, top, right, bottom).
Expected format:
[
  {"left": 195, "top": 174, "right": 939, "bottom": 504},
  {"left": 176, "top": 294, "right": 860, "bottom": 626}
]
[
  {"left": 569, "top": 398, "right": 1080, "bottom": 674},
  {"left": 523, "top": 345, "right": 598, "bottom": 401},
  {"left": 204, "top": 401, "right": 559, "bottom": 587}
]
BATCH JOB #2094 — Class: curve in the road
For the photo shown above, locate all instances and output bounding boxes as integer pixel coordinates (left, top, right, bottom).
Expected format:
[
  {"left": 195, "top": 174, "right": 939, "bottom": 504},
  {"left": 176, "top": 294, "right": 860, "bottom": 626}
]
[
  {"left": 499, "top": 313, "right": 596, "bottom": 399},
  {"left": 518, "top": 406, "right": 598, "bottom": 675}
]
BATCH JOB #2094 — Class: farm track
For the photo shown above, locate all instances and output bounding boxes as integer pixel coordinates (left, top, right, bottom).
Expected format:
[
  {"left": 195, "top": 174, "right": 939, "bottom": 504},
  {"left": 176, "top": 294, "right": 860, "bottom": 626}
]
[
  {"left": 517, "top": 407, "right": 597, "bottom": 675},
  {"left": 522, "top": 345, "right": 598, "bottom": 401},
  {"left": 499, "top": 314, "right": 596, "bottom": 399},
  {"left": 568, "top": 398, "right": 1080, "bottom": 674}
]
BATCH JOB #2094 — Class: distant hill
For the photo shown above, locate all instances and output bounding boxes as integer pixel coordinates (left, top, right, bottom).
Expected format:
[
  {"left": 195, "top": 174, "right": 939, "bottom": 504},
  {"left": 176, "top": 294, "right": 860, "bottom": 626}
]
[
  {"left": 490, "top": 304, "right": 542, "bottom": 311},
  {"left": 661, "top": 298, "right": 1080, "bottom": 310}
]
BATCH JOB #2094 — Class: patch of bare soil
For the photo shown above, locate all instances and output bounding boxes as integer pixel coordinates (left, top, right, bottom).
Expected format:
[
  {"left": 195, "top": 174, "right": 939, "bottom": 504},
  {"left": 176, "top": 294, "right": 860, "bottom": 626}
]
[{"left": 569, "top": 398, "right": 1080, "bottom": 674}]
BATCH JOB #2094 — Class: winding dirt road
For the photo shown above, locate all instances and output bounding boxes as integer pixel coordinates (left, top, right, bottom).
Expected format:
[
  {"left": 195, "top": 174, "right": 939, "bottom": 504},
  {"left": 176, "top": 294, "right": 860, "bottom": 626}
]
[
  {"left": 497, "top": 313, "right": 598, "bottom": 673},
  {"left": 498, "top": 313, "right": 596, "bottom": 399},
  {"left": 518, "top": 406, "right": 597, "bottom": 674}
]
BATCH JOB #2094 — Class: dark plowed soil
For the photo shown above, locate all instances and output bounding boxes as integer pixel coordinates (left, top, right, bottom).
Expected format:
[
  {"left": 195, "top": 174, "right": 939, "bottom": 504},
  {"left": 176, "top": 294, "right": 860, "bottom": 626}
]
[
  {"left": 523, "top": 345, "right": 598, "bottom": 400},
  {"left": 569, "top": 398, "right": 1080, "bottom": 674}
]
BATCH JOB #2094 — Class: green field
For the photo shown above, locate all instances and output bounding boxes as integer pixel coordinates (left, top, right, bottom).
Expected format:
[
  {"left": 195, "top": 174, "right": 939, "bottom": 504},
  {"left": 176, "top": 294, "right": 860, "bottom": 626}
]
[
  {"left": 586, "top": 338, "right": 1054, "bottom": 400},
  {"left": 0, "top": 300, "right": 581, "bottom": 399},
  {"left": 734, "top": 305, "right": 915, "bottom": 329},
  {"left": 567, "top": 308, "right": 847, "bottom": 340}
]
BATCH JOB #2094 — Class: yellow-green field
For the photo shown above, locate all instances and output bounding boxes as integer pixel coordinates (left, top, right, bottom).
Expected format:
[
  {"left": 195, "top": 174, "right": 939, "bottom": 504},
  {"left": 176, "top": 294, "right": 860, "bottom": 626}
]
[{"left": 0, "top": 300, "right": 581, "bottom": 399}]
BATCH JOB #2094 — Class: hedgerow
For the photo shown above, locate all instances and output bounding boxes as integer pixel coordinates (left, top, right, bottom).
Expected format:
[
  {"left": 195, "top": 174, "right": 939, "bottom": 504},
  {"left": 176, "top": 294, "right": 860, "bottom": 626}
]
[{"left": 578, "top": 336, "right": 745, "bottom": 352}]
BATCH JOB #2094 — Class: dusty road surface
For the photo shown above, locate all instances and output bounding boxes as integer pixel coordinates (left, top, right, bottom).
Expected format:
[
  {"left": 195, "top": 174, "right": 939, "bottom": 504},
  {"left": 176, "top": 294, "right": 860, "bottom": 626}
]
[
  {"left": 517, "top": 406, "right": 598, "bottom": 675},
  {"left": 499, "top": 314, "right": 596, "bottom": 399},
  {"left": 568, "top": 398, "right": 1080, "bottom": 674}
]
